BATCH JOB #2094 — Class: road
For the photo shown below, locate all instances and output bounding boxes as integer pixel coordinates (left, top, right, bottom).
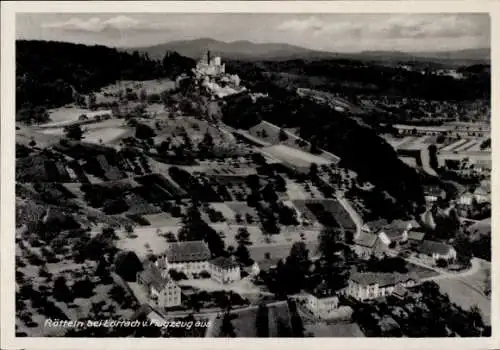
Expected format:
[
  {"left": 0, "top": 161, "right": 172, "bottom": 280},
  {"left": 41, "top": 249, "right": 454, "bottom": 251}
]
[
  {"left": 336, "top": 191, "right": 483, "bottom": 287},
  {"left": 336, "top": 194, "right": 363, "bottom": 238}
]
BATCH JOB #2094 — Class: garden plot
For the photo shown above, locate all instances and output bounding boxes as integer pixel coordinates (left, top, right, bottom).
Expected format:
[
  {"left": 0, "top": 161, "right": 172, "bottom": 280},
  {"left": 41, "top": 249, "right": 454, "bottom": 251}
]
[
  {"left": 208, "top": 203, "right": 237, "bottom": 219},
  {"left": 225, "top": 202, "right": 260, "bottom": 223},
  {"left": 285, "top": 180, "right": 310, "bottom": 200},
  {"left": 142, "top": 213, "right": 182, "bottom": 227},
  {"left": 209, "top": 224, "right": 264, "bottom": 247},
  {"left": 116, "top": 226, "right": 181, "bottom": 258}
]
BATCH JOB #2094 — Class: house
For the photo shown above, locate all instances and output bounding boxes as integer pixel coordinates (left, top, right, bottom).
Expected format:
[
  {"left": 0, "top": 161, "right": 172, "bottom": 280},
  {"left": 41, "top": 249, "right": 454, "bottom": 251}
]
[
  {"left": 423, "top": 185, "right": 445, "bottom": 203},
  {"left": 406, "top": 230, "right": 426, "bottom": 245},
  {"left": 304, "top": 288, "right": 340, "bottom": 320},
  {"left": 417, "top": 240, "right": 457, "bottom": 263},
  {"left": 362, "top": 219, "right": 389, "bottom": 233},
  {"left": 137, "top": 263, "right": 181, "bottom": 308},
  {"left": 250, "top": 261, "right": 260, "bottom": 277},
  {"left": 392, "top": 285, "right": 410, "bottom": 300},
  {"left": 208, "top": 257, "right": 241, "bottom": 284},
  {"left": 353, "top": 232, "right": 379, "bottom": 259},
  {"left": 248, "top": 257, "right": 283, "bottom": 275},
  {"left": 458, "top": 191, "right": 474, "bottom": 206},
  {"left": 345, "top": 272, "right": 417, "bottom": 301},
  {"left": 160, "top": 241, "right": 211, "bottom": 276},
  {"left": 377, "top": 220, "right": 415, "bottom": 245},
  {"left": 473, "top": 186, "right": 490, "bottom": 203}
]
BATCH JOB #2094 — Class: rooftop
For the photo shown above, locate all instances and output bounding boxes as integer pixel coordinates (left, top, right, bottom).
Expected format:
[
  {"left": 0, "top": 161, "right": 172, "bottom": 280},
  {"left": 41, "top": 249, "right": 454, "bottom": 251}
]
[
  {"left": 407, "top": 230, "right": 426, "bottom": 242},
  {"left": 417, "top": 240, "right": 454, "bottom": 256},
  {"left": 210, "top": 256, "right": 239, "bottom": 270},
  {"left": 354, "top": 232, "right": 378, "bottom": 248},
  {"left": 363, "top": 219, "right": 389, "bottom": 232},
  {"left": 350, "top": 272, "right": 418, "bottom": 287},
  {"left": 165, "top": 241, "right": 211, "bottom": 263},
  {"left": 138, "top": 263, "right": 171, "bottom": 291},
  {"left": 423, "top": 185, "right": 444, "bottom": 197}
]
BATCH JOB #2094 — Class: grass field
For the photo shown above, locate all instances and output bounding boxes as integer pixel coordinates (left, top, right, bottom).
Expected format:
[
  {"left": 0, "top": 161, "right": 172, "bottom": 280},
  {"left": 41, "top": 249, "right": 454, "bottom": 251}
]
[
  {"left": 261, "top": 145, "right": 331, "bottom": 168},
  {"left": 116, "top": 226, "right": 181, "bottom": 258},
  {"left": 43, "top": 106, "right": 96, "bottom": 126},
  {"left": 84, "top": 127, "right": 130, "bottom": 144},
  {"left": 435, "top": 261, "right": 491, "bottom": 325},
  {"left": 142, "top": 213, "right": 181, "bottom": 227},
  {"left": 285, "top": 181, "right": 310, "bottom": 200}
]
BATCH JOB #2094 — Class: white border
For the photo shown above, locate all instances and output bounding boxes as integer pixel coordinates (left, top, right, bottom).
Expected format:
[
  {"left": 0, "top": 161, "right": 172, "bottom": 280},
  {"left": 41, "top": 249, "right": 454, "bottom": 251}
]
[{"left": 1, "top": 2, "right": 499, "bottom": 350}]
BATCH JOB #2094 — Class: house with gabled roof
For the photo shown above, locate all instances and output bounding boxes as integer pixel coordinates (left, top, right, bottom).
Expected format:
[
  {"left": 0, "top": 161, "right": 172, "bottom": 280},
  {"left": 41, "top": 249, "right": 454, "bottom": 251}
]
[
  {"left": 416, "top": 240, "right": 457, "bottom": 264},
  {"left": 353, "top": 231, "right": 379, "bottom": 259},
  {"left": 303, "top": 284, "right": 341, "bottom": 320},
  {"left": 209, "top": 256, "right": 241, "bottom": 284},
  {"left": 137, "top": 263, "right": 181, "bottom": 308},
  {"left": 344, "top": 272, "right": 418, "bottom": 301},
  {"left": 159, "top": 240, "right": 211, "bottom": 276}
]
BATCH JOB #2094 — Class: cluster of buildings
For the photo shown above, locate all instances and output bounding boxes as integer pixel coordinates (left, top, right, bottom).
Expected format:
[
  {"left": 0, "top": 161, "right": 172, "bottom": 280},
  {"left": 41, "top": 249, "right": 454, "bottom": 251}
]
[
  {"left": 136, "top": 240, "right": 241, "bottom": 309},
  {"left": 193, "top": 51, "right": 246, "bottom": 98},
  {"left": 393, "top": 122, "right": 490, "bottom": 138},
  {"left": 352, "top": 219, "right": 457, "bottom": 264},
  {"left": 298, "top": 271, "right": 420, "bottom": 320}
]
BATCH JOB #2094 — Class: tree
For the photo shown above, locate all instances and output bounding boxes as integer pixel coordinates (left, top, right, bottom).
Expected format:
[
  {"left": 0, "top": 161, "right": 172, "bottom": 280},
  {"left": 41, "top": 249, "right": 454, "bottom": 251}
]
[
  {"left": 428, "top": 144, "right": 439, "bottom": 170},
  {"left": 284, "top": 242, "right": 311, "bottom": 291},
  {"left": 72, "top": 277, "right": 95, "bottom": 298},
  {"left": 316, "top": 227, "right": 350, "bottom": 291},
  {"left": 139, "top": 89, "right": 147, "bottom": 103},
  {"left": 256, "top": 302, "right": 269, "bottom": 337},
  {"left": 135, "top": 123, "right": 156, "bottom": 140},
  {"left": 279, "top": 128, "right": 289, "bottom": 142},
  {"left": 65, "top": 125, "right": 83, "bottom": 140},
  {"left": 234, "top": 213, "right": 243, "bottom": 224},
  {"left": 88, "top": 93, "right": 97, "bottom": 110},
  {"left": 309, "top": 163, "right": 319, "bottom": 179},
  {"left": 235, "top": 244, "right": 252, "bottom": 266},
  {"left": 114, "top": 251, "right": 143, "bottom": 282},
  {"left": 219, "top": 311, "right": 236, "bottom": 337},
  {"left": 53, "top": 276, "right": 73, "bottom": 302},
  {"left": 235, "top": 227, "right": 251, "bottom": 246}
]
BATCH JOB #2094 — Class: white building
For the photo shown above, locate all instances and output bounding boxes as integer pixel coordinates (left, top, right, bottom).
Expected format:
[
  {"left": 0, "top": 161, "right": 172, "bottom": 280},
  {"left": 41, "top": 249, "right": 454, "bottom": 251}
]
[
  {"left": 345, "top": 273, "right": 417, "bottom": 301},
  {"left": 195, "top": 51, "right": 225, "bottom": 77},
  {"left": 417, "top": 240, "right": 457, "bottom": 264},
  {"left": 304, "top": 291, "right": 340, "bottom": 320},
  {"left": 458, "top": 192, "right": 474, "bottom": 206},
  {"left": 137, "top": 263, "right": 181, "bottom": 308},
  {"left": 159, "top": 241, "right": 211, "bottom": 276},
  {"left": 208, "top": 257, "right": 241, "bottom": 284}
]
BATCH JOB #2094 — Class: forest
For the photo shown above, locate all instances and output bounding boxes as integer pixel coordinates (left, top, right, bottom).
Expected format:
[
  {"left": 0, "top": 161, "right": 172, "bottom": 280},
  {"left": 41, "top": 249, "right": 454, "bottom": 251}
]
[
  {"left": 222, "top": 89, "right": 425, "bottom": 211},
  {"left": 225, "top": 58, "right": 490, "bottom": 101},
  {"left": 16, "top": 40, "right": 195, "bottom": 115}
]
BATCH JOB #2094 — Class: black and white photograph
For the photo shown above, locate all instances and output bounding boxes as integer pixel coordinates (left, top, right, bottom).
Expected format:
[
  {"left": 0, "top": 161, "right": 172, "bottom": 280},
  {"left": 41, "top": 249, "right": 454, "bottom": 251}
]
[{"left": 1, "top": 1, "right": 498, "bottom": 348}]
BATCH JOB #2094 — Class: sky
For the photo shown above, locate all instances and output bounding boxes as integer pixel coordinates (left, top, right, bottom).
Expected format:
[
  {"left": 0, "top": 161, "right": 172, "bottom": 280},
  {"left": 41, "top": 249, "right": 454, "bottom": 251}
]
[{"left": 16, "top": 13, "right": 490, "bottom": 52}]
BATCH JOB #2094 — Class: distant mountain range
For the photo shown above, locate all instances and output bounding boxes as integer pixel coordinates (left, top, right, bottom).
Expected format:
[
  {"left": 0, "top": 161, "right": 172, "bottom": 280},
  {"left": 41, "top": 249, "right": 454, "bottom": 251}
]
[{"left": 127, "top": 38, "right": 490, "bottom": 64}]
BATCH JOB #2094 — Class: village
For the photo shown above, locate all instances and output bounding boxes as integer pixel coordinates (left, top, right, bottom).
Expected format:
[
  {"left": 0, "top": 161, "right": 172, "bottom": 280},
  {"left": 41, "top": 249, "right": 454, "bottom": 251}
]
[{"left": 15, "top": 50, "right": 491, "bottom": 338}]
